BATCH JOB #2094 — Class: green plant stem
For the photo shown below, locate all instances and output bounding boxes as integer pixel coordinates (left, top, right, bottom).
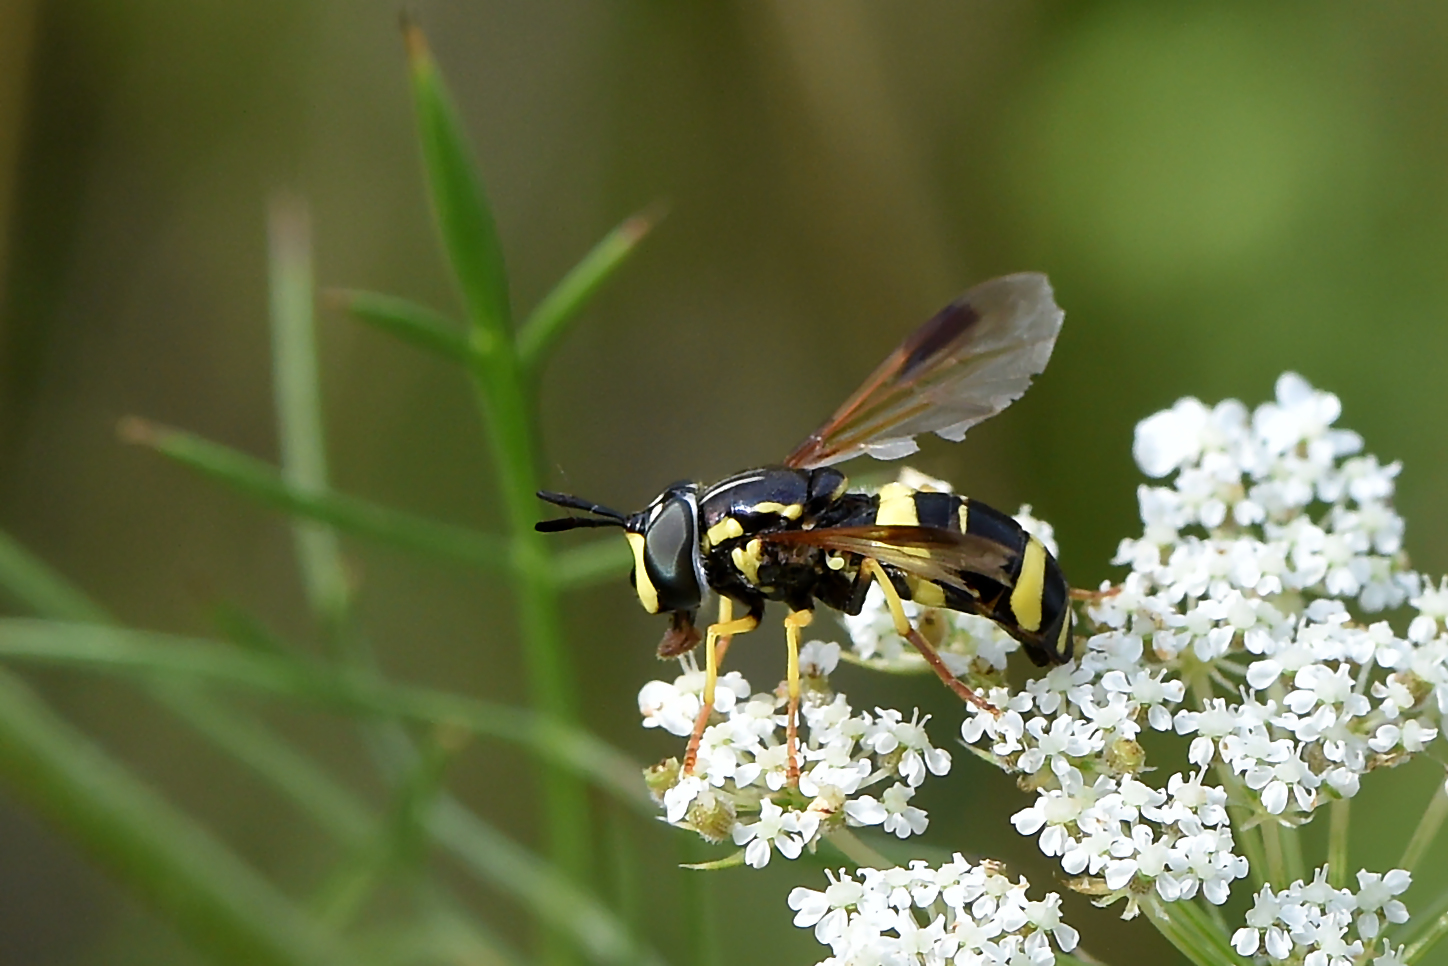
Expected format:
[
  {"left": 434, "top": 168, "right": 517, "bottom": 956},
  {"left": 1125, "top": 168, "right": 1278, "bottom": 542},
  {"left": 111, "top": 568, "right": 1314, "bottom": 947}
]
[
  {"left": 1280, "top": 821, "right": 1305, "bottom": 885},
  {"left": 1405, "top": 907, "right": 1448, "bottom": 965},
  {"left": 826, "top": 828, "right": 895, "bottom": 868},
  {"left": 1260, "top": 820, "right": 1288, "bottom": 889},
  {"left": 605, "top": 801, "right": 641, "bottom": 942},
  {"left": 1396, "top": 881, "right": 1448, "bottom": 951},
  {"left": 1328, "top": 797, "right": 1351, "bottom": 887},
  {"left": 403, "top": 23, "right": 589, "bottom": 963},
  {"left": 516, "top": 206, "right": 660, "bottom": 373},
  {"left": 1142, "top": 897, "right": 1252, "bottom": 966},
  {"left": 1400, "top": 782, "right": 1448, "bottom": 874},
  {"left": 268, "top": 194, "right": 351, "bottom": 632},
  {"left": 123, "top": 418, "right": 510, "bottom": 571},
  {"left": 0, "top": 666, "right": 355, "bottom": 966}
]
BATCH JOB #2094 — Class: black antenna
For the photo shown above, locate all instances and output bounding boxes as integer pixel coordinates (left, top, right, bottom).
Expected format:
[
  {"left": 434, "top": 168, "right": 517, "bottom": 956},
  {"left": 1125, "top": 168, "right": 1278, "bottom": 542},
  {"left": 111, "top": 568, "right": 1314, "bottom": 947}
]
[
  {"left": 535, "top": 490, "right": 629, "bottom": 533},
  {"left": 536, "top": 516, "right": 626, "bottom": 533},
  {"left": 537, "top": 490, "right": 627, "bottom": 521}
]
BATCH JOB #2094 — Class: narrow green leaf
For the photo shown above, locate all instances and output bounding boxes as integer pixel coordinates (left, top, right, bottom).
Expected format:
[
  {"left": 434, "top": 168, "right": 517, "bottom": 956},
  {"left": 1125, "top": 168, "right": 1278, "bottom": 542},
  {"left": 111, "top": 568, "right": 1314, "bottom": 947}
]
[
  {"left": 209, "top": 600, "right": 293, "bottom": 655},
  {"left": 121, "top": 418, "right": 509, "bottom": 572},
  {"left": 157, "top": 684, "right": 374, "bottom": 846},
  {"left": 554, "top": 537, "right": 632, "bottom": 589},
  {"left": 517, "top": 207, "right": 662, "bottom": 372},
  {"left": 268, "top": 194, "right": 352, "bottom": 628},
  {"left": 679, "top": 850, "right": 746, "bottom": 871},
  {"left": 0, "top": 618, "right": 650, "bottom": 811},
  {"left": 402, "top": 17, "right": 511, "bottom": 342},
  {"left": 428, "top": 798, "right": 670, "bottom": 966},
  {"left": 0, "top": 534, "right": 649, "bottom": 964},
  {"left": 0, "top": 529, "right": 108, "bottom": 623},
  {"left": 0, "top": 666, "right": 354, "bottom": 966},
  {"left": 330, "top": 288, "right": 472, "bottom": 365}
]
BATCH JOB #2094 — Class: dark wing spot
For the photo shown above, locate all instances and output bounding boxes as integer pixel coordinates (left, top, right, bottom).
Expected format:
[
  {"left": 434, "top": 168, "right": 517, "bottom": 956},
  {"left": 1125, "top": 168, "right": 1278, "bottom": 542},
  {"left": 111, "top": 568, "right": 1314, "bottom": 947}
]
[{"left": 899, "top": 300, "right": 979, "bottom": 378}]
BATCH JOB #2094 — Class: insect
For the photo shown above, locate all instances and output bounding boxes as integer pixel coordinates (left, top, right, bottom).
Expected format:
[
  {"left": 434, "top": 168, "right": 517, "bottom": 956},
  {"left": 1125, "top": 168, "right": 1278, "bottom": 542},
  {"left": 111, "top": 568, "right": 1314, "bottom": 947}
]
[{"left": 536, "top": 273, "right": 1072, "bottom": 781}]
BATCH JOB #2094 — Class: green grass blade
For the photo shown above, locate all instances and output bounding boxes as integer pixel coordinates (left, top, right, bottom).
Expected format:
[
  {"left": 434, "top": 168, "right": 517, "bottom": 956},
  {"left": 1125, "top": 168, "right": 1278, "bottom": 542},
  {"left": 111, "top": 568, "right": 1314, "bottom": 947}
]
[
  {"left": 329, "top": 288, "right": 472, "bottom": 365},
  {"left": 0, "top": 665, "right": 355, "bottom": 966},
  {"left": 516, "top": 207, "right": 661, "bottom": 372},
  {"left": 0, "top": 618, "right": 649, "bottom": 810},
  {"left": 0, "top": 529, "right": 109, "bottom": 623},
  {"left": 157, "top": 685, "right": 374, "bottom": 845},
  {"left": 402, "top": 17, "right": 510, "bottom": 341},
  {"left": 554, "top": 537, "right": 632, "bottom": 589},
  {"left": 268, "top": 194, "right": 351, "bottom": 629},
  {"left": 429, "top": 798, "right": 669, "bottom": 966},
  {"left": 0, "top": 532, "right": 609, "bottom": 963},
  {"left": 121, "top": 418, "right": 509, "bottom": 572}
]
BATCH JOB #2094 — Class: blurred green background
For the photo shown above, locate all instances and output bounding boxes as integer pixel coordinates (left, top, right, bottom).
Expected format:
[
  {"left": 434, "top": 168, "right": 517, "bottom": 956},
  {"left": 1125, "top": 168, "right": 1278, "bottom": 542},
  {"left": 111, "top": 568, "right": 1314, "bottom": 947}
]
[{"left": 2, "top": 1, "right": 1448, "bottom": 964}]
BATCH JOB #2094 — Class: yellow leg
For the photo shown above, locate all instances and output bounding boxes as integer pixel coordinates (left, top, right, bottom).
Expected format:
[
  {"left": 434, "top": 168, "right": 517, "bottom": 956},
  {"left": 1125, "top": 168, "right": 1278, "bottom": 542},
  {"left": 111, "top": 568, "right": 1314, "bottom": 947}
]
[
  {"left": 860, "top": 559, "right": 996, "bottom": 714},
  {"left": 684, "top": 599, "right": 758, "bottom": 774},
  {"left": 783, "top": 609, "right": 813, "bottom": 785}
]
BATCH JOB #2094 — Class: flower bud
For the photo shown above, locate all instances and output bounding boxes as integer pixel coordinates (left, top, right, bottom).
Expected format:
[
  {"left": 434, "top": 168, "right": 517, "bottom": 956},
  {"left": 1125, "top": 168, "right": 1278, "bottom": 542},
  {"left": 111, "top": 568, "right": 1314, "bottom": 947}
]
[
  {"left": 644, "top": 757, "right": 681, "bottom": 804},
  {"left": 1106, "top": 738, "right": 1146, "bottom": 774},
  {"left": 685, "top": 788, "right": 736, "bottom": 844}
]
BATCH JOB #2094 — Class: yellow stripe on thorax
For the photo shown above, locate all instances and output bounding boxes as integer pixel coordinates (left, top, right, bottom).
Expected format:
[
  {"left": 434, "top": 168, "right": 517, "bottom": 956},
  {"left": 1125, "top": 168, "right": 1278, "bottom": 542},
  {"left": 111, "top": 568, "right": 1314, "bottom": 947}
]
[
  {"left": 703, "top": 516, "right": 743, "bottom": 550},
  {"left": 746, "top": 501, "right": 803, "bottom": 520},
  {"left": 1009, "top": 537, "right": 1047, "bottom": 632},
  {"left": 626, "top": 532, "right": 659, "bottom": 613}
]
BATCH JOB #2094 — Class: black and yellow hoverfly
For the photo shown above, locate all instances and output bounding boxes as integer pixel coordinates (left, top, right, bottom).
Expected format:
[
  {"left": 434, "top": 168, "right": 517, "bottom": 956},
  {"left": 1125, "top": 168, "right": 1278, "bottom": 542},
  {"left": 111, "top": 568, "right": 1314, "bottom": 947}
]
[{"left": 537, "top": 273, "right": 1072, "bottom": 779}]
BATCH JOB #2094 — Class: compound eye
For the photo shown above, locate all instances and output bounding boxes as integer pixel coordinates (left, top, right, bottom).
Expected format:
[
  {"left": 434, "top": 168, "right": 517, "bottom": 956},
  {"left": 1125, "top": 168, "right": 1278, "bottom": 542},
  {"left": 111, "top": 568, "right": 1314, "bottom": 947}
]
[{"left": 644, "top": 497, "right": 701, "bottom": 612}]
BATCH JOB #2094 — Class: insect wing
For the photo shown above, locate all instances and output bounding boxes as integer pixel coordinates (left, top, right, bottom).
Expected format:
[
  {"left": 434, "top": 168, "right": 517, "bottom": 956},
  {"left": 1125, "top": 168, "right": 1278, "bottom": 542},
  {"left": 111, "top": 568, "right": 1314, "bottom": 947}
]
[
  {"left": 784, "top": 273, "right": 1064, "bottom": 469},
  {"left": 762, "top": 525, "right": 1016, "bottom": 590}
]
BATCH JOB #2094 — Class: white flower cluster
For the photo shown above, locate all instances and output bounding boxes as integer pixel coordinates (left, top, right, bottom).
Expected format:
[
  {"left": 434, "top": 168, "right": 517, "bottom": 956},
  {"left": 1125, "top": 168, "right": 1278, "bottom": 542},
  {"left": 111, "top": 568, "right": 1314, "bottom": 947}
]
[
  {"left": 639, "top": 642, "right": 952, "bottom": 868},
  {"left": 1231, "top": 866, "right": 1411, "bottom": 965},
  {"left": 789, "top": 857, "right": 1079, "bottom": 966},
  {"left": 845, "top": 374, "right": 1444, "bottom": 917}
]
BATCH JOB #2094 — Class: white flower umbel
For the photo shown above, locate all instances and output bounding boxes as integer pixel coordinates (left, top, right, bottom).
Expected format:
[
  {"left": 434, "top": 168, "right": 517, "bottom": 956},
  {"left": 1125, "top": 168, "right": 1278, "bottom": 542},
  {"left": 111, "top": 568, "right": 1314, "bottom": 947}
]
[
  {"left": 639, "top": 645, "right": 952, "bottom": 866},
  {"left": 841, "top": 375, "right": 1444, "bottom": 919},
  {"left": 634, "top": 374, "right": 1448, "bottom": 964},
  {"left": 788, "top": 858, "right": 1079, "bottom": 966},
  {"left": 1230, "top": 866, "right": 1411, "bottom": 963}
]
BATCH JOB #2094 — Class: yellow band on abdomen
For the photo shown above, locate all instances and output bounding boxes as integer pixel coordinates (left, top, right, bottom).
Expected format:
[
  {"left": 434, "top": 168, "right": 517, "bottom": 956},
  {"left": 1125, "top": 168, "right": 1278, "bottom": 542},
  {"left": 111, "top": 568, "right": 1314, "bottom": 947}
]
[{"left": 1010, "top": 537, "right": 1046, "bottom": 633}]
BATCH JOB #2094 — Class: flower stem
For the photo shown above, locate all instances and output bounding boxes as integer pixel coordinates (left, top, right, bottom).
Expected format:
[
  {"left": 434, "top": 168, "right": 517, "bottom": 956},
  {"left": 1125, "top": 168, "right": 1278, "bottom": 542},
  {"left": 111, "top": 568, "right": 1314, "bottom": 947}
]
[
  {"left": 1404, "top": 907, "right": 1448, "bottom": 965},
  {"left": 826, "top": 828, "right": 894, "bottom": 869},
  {"left": 1191, "top": 672, "right": 1268, "bottom": 890},
  {"left": 1142, "top": 897, "right": 1252, "bottom": 966},
  {"left": 1327, "top": 797, "right": 1351, "bottom": 887},
  {"left": 1280, "top": 821, "right": 1306, "bottom": 885},
  {"left": 1260, "top": 821, "right": 1289, "bottom": 889},
  {"left": 1399, "top": 781, "right": 1448, "bottom": 874}
]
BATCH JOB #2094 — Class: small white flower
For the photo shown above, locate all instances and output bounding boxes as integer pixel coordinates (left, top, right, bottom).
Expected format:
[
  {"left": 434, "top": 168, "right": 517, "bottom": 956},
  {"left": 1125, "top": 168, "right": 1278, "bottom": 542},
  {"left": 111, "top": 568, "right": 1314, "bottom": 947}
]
[{"left": 732, "top": 798, "right": 807, "bottom": 868}]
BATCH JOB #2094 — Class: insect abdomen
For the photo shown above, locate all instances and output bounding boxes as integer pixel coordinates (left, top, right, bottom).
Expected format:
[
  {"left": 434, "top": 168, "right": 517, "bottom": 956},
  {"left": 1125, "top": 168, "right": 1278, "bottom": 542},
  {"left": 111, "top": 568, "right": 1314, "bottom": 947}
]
[{"left": 871, "top": 483, "right": 1073, "bottom": 666}]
